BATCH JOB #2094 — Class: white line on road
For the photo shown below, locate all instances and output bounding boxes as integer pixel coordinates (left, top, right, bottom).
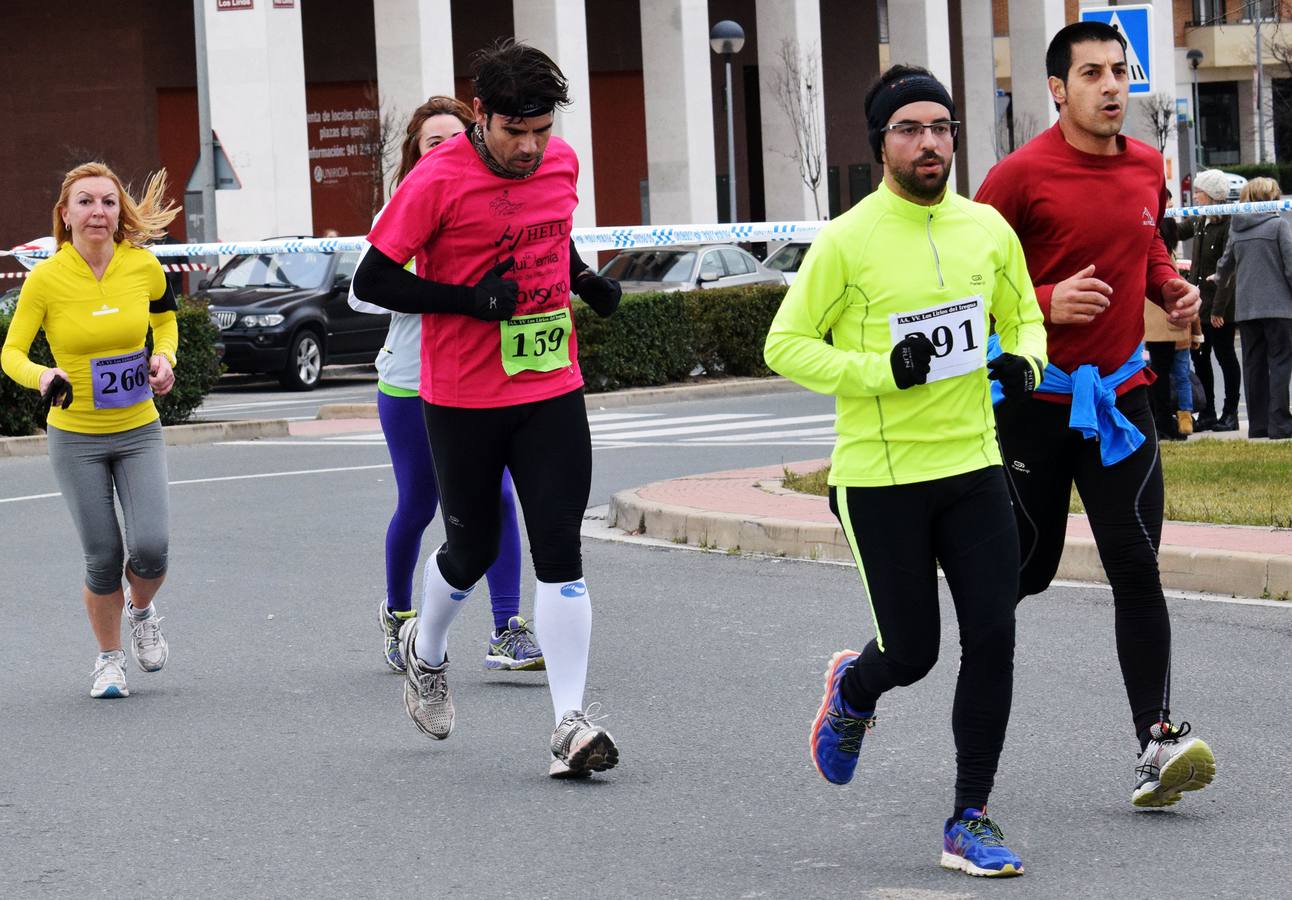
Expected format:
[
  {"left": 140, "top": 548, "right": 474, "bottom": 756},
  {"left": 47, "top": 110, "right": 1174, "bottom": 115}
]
[
  {"left": 591, "top": 414, "right": 835, "bottom": 440},
  {"left": 588, "top": 413, "right": 763, "bottom": 432},
  {"left": 684, "top": 426, "right": 838, "bottom": 442},
  {"left": 0, "top": 463, "right": 393, "bottom": 504}
]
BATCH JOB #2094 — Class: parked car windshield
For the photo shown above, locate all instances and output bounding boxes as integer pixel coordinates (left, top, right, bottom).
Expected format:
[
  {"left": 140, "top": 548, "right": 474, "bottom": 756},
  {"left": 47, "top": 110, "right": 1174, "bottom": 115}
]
[
  {"left": 599, "top": 250, "right": 696, "bottom": 282},
  {"left": 765, "top": 244, "right": 808, "bottom": 273},
  {"left": 210, "top": 252, "right": 331, "bottom": 290}
]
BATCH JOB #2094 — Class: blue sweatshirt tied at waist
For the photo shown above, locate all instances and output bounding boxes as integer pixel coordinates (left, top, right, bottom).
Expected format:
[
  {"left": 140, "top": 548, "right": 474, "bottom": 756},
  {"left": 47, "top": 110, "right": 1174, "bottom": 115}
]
[{"left": 987, "top": 335, "right": 1146, "bottom": 466}]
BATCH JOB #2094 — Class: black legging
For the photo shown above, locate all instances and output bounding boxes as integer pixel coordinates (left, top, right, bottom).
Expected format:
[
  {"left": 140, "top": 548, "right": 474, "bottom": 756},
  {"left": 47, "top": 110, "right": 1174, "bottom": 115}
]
[
  {"left": 422, "top": 387, "right": 591, "bottom": 587},
  {"left": 1192, "top": 318, "right": 1241, "bottom": 416},
  {"left": 995, "top": 386, "right": 1172, "bottom": 745},
  {"left": 831, "top": 466, "right": 1017, "bottom": 811}
]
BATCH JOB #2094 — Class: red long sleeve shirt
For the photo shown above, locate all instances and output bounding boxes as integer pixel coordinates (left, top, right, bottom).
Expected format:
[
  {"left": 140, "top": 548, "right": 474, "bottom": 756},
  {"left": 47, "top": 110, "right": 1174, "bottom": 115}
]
[{"left": 974, "top": 123, "right": 1179, "bottom": 400}]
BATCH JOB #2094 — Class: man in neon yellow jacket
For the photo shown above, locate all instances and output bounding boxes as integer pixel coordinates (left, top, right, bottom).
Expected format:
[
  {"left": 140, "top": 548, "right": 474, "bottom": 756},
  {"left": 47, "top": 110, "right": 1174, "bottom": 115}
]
[{"left": 764, "top": 65, "right": 1046, "bottom": 879}]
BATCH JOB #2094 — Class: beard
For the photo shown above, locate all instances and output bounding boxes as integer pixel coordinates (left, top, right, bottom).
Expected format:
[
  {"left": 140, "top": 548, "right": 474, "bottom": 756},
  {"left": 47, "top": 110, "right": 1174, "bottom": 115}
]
[{"left": 890, "top": 150, "right": 952, "bottom": 201}]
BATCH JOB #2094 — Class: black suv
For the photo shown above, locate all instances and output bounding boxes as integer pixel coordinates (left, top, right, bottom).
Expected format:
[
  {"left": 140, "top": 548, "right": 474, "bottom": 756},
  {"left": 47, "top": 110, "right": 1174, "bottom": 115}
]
[{"left": 195, "top": 247, "right": 388, "bottom": 390}]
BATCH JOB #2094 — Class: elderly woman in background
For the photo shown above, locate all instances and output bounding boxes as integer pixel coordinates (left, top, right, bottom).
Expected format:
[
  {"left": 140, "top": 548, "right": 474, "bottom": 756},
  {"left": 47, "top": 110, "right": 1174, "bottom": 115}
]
[
  {"left": 1216, "top": 177, "right": 1292, "bottom": 439},
  {"left": 1179, "top": 170, "right": 1240, "bottom": 431}
]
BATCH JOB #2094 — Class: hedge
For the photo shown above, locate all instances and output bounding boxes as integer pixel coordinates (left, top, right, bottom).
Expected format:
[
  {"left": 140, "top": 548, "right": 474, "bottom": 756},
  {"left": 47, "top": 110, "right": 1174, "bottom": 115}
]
[
  {"left": 0, "top": 298, "right": 223, "bottom": 436},
  {"left": 1220, "top": 163, "right": 1292, "bottom": 194},
  {"left": 572, "top": 282, "right": 788, "bottom": 392}
]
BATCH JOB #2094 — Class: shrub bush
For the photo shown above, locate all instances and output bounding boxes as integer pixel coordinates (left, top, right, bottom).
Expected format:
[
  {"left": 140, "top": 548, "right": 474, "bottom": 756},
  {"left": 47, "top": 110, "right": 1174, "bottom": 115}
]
[
  {"left": 0, "top": 296, "right": 223, "bottom": 436},
  {"left": 572, "top": 282, "right": 788, "bottom": 392},
  {"left": 1221, "top": 163, "right": 1292, "bottom": 194}
]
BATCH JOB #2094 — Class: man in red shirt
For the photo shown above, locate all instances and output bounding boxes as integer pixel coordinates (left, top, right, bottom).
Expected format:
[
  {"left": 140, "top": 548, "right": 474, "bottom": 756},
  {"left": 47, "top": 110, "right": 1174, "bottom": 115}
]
[{"left": 975, "top": 21, "right": 1214, "bottom": 809}]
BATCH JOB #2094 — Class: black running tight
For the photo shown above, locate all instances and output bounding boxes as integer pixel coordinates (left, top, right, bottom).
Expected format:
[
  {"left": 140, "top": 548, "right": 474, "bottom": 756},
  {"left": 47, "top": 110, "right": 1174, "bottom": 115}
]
[
  {"left": 421, "top": 388, "right": 591, "bottom": 587},
  {"left": 830, "top": 466, "right": 1018, "bottom": 811}
]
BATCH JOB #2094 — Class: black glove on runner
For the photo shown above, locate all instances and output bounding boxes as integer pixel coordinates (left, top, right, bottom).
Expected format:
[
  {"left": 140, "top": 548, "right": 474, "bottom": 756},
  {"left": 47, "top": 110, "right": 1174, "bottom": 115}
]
[
  {"left": 890, "top": 334, "right": 936, "bottom": 389},
  {"left": 986, "top": 352, "right": 1041, "bottom": 400},
  {"left": 41, "top": 374, "right": 73, "bottom": 415},
  {"left": 573, "top": 270, "right": 622, "bottom": 318},
  {"left": 463, "top": 258, "right": 519, "bottom": 321}
]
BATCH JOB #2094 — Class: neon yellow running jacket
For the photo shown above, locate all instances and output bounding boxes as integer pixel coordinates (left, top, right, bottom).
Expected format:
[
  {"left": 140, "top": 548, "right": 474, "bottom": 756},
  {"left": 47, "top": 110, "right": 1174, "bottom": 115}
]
[{"left": 764, "top": 182, "right": 1047, "bottom": 487}]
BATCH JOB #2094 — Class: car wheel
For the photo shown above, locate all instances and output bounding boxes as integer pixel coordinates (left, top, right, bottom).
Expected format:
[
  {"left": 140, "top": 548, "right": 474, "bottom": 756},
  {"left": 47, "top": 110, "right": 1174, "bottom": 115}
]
[{"left": 280, "top": 329, "right": 323, "bottom": 391}]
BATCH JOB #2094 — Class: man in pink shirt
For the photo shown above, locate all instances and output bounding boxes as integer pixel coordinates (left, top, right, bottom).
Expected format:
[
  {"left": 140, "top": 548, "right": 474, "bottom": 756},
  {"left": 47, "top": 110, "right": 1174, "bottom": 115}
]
[{"left": 352, "top": 39, "right": 622, "bottom": 778}]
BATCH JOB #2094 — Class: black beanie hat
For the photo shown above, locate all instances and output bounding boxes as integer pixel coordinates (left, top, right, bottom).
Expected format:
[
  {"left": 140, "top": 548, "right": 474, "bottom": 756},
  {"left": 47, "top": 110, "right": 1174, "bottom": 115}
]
[{"left": 866, "top": 73, "right": 957, "bottom": 163}]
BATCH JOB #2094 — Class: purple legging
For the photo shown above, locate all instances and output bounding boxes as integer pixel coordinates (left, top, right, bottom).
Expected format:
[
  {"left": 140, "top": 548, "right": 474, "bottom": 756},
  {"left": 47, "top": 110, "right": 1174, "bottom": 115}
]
[{"left": 377, "top": 390, "right": 521, "bottom": 630}]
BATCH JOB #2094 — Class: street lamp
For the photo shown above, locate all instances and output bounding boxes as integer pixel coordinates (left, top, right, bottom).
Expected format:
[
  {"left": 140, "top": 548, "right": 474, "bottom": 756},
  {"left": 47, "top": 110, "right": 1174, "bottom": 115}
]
[
  {"left": 1187, "top": 48, "right": 1204, "bottom": 176},
  {"left": 710, "top": 20, "right": 745, "bottom": 223}
]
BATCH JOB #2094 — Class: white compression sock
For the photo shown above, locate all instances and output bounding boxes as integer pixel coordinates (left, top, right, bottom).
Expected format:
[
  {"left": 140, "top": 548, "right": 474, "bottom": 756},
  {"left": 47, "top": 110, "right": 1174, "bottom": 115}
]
[
  {"left": 533, "top": 578, "right": 592, "bottom": 725},
  {"left": 414, "top": 550, "right": 474, "bottom": 666}
]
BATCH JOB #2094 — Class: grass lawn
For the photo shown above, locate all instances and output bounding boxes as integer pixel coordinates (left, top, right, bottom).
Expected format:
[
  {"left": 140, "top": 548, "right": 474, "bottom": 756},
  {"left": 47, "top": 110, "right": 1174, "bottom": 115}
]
[{"left": 781, "top": 437, "right": 1292, "bottom": 527}]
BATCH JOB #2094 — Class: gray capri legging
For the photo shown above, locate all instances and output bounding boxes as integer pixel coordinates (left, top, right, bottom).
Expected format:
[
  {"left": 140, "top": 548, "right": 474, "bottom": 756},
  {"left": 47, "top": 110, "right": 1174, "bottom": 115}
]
[{"left": 47, "top": 421, "right": 170, "bottom": 595}]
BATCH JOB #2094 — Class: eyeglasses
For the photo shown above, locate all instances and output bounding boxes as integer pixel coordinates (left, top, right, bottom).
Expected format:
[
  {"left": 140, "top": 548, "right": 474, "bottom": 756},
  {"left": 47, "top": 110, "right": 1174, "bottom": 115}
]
[{"left": 883, "top": 121, "right": 960, "bottom": 141}]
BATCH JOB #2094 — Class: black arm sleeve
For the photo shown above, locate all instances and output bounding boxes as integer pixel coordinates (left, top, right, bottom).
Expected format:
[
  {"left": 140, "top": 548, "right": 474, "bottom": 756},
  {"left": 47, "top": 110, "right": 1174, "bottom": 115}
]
[
  {"left": 569, "top": 237, "right": 589, "bottom": 282},
  {"left": 352, "top": 245, "right": 471, "bottom": 315},
  {"left": 149, "top": 280, "right": 179, "bottom": 313}
]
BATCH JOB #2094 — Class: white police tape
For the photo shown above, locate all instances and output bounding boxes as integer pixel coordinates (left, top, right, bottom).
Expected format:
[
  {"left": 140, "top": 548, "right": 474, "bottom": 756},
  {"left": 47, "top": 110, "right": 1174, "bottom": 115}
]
[
  {"left": 1166, "top": 199, "right": 1292, "bottom": 218},
  {"left": 0, "top": 262, "right": 210, "bottom": 278},
  {"left": 2, "top": 221, "right": 824, "bottom": 261}
]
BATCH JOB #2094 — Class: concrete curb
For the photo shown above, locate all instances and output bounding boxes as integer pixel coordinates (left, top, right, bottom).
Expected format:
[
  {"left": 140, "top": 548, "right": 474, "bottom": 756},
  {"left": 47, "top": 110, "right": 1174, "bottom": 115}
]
[
  {"left": 607, "top": 485, "right": 1292, "bottom": 600},
  {"left": 314, "top": 377, "right": 803, "bottom": 420},
  {"left": 0, "top": 418, "right": 292, "bottom": 458}
]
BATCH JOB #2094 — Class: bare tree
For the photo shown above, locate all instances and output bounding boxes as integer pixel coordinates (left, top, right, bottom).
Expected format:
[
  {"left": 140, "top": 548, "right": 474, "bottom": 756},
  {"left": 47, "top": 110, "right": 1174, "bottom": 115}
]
[
  {"left": 769, "top": 38, "right": 826, "bottom": 219},
  {"left": 347, "top": 82, "right": 404, "bottom": 225},
  {"left": 1140, "top": 92, "right": 1178, "bottom": 153},
  {"left": 994, "top": 107, "right": 1039, "bottom": 160}
]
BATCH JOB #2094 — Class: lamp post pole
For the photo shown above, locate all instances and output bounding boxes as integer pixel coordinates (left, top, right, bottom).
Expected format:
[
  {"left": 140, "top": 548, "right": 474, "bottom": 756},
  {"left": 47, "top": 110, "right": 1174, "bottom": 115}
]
[
  {"left": 1188, "top": 49, "right": 1204, "bottom": 174},
  {"left": 710, "top": 20, "right": 746, "bottom": 224}
]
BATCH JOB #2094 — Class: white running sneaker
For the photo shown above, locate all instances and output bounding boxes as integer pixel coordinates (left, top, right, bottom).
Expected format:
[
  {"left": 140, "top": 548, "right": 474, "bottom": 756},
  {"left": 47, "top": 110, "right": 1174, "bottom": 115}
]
[
  {"left": 548, "top": 704, "right": 619, "bottom": 779},
  {"left": 91, "top": 651, "right": 129, "bottom": 699},
  {"left": 126, "top": 604, "right": 169, "bottom": 673},
  {"left": 399, "top": 620, "right": 454, "bottom": 739},
  {"left": 1132, "top": 720, "right": 1216, "bottom": 808}
]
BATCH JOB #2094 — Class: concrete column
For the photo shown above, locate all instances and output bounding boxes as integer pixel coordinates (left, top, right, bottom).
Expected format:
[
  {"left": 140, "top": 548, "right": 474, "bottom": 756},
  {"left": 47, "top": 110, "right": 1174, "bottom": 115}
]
[
  {"left": 1238, "top": 76, "right": 1258, "bottom": 165},
  {"left": 1150, "top": 0, "right": 1181, "bottom": 204},
  {"left": 887, "top": 0, "right": 956, "bottom": 192},
  {"left": 373, "top": 0, "right": 455, "bottom": 128},
  {"left": 640, "top": 0, "right": 718, "bottom": 224},
  {"left": 1008, "top": 0, "right": 1064, "bottom": 138},
  {"left": 204, "top": 0, "right": 312, "bottom": 239},
  {"left": 512, "top": 0, "right": 597, "bottom": 227},
  {"left": 756, "top": 0, "right": 829, "bottom": 220},
  {"left": 958, "top": 0, "right": 996, "bottom": 195}
]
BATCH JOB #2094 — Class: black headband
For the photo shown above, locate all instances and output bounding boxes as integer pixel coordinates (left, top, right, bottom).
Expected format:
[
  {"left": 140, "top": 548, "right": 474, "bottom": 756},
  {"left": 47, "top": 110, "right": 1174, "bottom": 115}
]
[
  {"left": 487, "top": 99, "right": 554, "bottom": 119},
  {"left": 866, "top": 74, "right": 957, "bottom": 163}
]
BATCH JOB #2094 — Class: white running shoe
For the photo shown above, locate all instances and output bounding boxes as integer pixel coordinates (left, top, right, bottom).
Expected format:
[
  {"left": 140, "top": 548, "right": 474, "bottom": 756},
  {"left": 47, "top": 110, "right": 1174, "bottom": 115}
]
[
  {"left": 126, "top": 604, "right": 169, "bottom": 673},
  {"left": 548, "top": 704, "right": 619, "bottom": 779},
  {"left": 1132, "top": 720, "right": 1216, "bottom": 808},
  {"left": 91, "top": 651, "right": 129, "bottom": 699},
  {"left": 399, "top": 620, "right": 454, "bottom": 739}
]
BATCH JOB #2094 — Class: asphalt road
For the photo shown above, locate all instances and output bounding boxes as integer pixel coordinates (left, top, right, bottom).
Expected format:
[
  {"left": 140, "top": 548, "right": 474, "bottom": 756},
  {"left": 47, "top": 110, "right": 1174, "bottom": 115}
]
[{"left": 1, "top": 388, "right": 1287, "bottom": 899}]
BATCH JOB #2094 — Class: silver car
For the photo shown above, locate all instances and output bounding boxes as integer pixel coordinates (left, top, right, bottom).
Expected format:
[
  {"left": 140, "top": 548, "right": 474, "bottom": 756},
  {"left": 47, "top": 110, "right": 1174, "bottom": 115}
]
[{"left": 598, "top": 244, "right": 786, "bottom": 293}]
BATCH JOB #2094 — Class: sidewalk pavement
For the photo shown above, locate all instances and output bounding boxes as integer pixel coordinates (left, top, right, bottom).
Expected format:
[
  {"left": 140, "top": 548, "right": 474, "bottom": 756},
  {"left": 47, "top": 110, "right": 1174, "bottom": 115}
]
[{"left": 607, "top": 459, "right": 1292, "bottom": 601}]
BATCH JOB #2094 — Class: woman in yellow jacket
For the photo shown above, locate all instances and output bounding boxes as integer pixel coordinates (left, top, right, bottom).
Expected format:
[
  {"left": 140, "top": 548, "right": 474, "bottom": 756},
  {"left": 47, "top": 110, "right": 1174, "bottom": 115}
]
[{"left": 2, "top": 162, "right": 180, "bottom": 699}]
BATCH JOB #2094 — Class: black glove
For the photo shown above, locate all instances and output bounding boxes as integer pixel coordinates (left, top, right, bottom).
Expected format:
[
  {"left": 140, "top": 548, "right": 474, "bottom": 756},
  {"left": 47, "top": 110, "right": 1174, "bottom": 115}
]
[
  {"left": 573, "top": 270, "right": 621, "bottom": 318},
  {"left": 890, "top": 334, "right": 936, "bottom": 389},
  {"left": 460, "top": 258, "right": 519, "bottom": 321},
  {"left": 986, "top": 352, "right": 1041, "bottom": 400},
  {"left": 41, "top": 374, "right": 73, "bottom": 415}
]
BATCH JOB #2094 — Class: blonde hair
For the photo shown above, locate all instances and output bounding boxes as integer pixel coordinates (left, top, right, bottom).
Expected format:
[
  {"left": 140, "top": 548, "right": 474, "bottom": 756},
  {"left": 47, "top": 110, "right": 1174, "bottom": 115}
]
[
  {"left": 54, "top": 162, "right": 180, "bottom": 248},
  {"left": 1240, "top": 176, "right": 1281, "bottom": 203}
]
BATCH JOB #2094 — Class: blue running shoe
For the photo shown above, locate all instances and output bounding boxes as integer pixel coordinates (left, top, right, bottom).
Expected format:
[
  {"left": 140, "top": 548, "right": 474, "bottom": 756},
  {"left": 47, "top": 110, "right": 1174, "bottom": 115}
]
[
  {"left": 941, "top": 809, "right": 1024, "bottom": 877},
  {"left": 809, "top": 650, "right": 874, "bottom": 785},
  {"left": 379, "top": 601, "right": 417, "bottom": 672}
]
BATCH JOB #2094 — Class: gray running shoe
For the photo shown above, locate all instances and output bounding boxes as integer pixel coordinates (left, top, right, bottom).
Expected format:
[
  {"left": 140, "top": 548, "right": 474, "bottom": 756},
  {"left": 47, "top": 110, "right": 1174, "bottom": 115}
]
[
  {"left": 1132, "top": 720, "right": 1216, "bottom": 808},
  {"left": 548, "top": 704, "right": 619, "bottom": 779},
  {"left": 91, "top": 651, "right": 129, "bottom": 699},
  {"left": 379, "top": 601, "right": 417, "bottom": 672},
  {"left": 126, "top": 604, "right": 168, "bottom": 673},
  {"left": 399, "top": 620, "right": 454, "bottom": 739}
]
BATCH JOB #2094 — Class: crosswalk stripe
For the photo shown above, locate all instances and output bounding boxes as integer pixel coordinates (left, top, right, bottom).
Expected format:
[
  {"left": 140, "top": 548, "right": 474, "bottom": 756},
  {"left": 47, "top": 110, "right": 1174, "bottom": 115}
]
[
  {"left": 590, "top": 414, "right": 835, "bottom": 441},
  {"left": 684, "top": 426, "right": 837, "bottom": 442},
  {"left": 587, "top": 413, "right": 762, "bottom": 432}
]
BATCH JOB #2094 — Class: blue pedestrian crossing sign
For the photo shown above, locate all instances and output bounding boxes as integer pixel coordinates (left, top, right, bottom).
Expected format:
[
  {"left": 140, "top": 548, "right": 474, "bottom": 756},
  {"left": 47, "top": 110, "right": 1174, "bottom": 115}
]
[{"left": 1080, "top": 4, "right": 1153, "bottom": 95}]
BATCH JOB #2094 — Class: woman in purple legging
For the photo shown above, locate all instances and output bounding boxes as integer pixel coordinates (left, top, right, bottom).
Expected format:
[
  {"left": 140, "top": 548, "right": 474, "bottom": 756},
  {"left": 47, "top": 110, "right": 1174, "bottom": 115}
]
[{"left": 350, "top": 96, "right": 542, "bottom": 673}]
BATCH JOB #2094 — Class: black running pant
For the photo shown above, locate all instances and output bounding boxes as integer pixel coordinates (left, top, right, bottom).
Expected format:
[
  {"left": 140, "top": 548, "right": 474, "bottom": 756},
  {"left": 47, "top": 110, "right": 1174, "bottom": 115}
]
[
  {"left": 830, "top": 466, "right": 1017, "bottom": 811},
  {"left": 995, "top": 386, "right": 1172, "bottom": 742},
  {"left": 1192, "top": 318, "right": 1241, "bottom": 416},
  {"left": 422, "top": 388, "right": 591, "bottom": 587}
]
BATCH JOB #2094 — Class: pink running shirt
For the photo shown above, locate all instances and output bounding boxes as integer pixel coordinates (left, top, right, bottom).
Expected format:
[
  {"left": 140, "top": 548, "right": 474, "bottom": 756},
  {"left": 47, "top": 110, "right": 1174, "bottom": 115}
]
[{"left": 366, "top": 132, "right": 583, "bottom": 408}]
